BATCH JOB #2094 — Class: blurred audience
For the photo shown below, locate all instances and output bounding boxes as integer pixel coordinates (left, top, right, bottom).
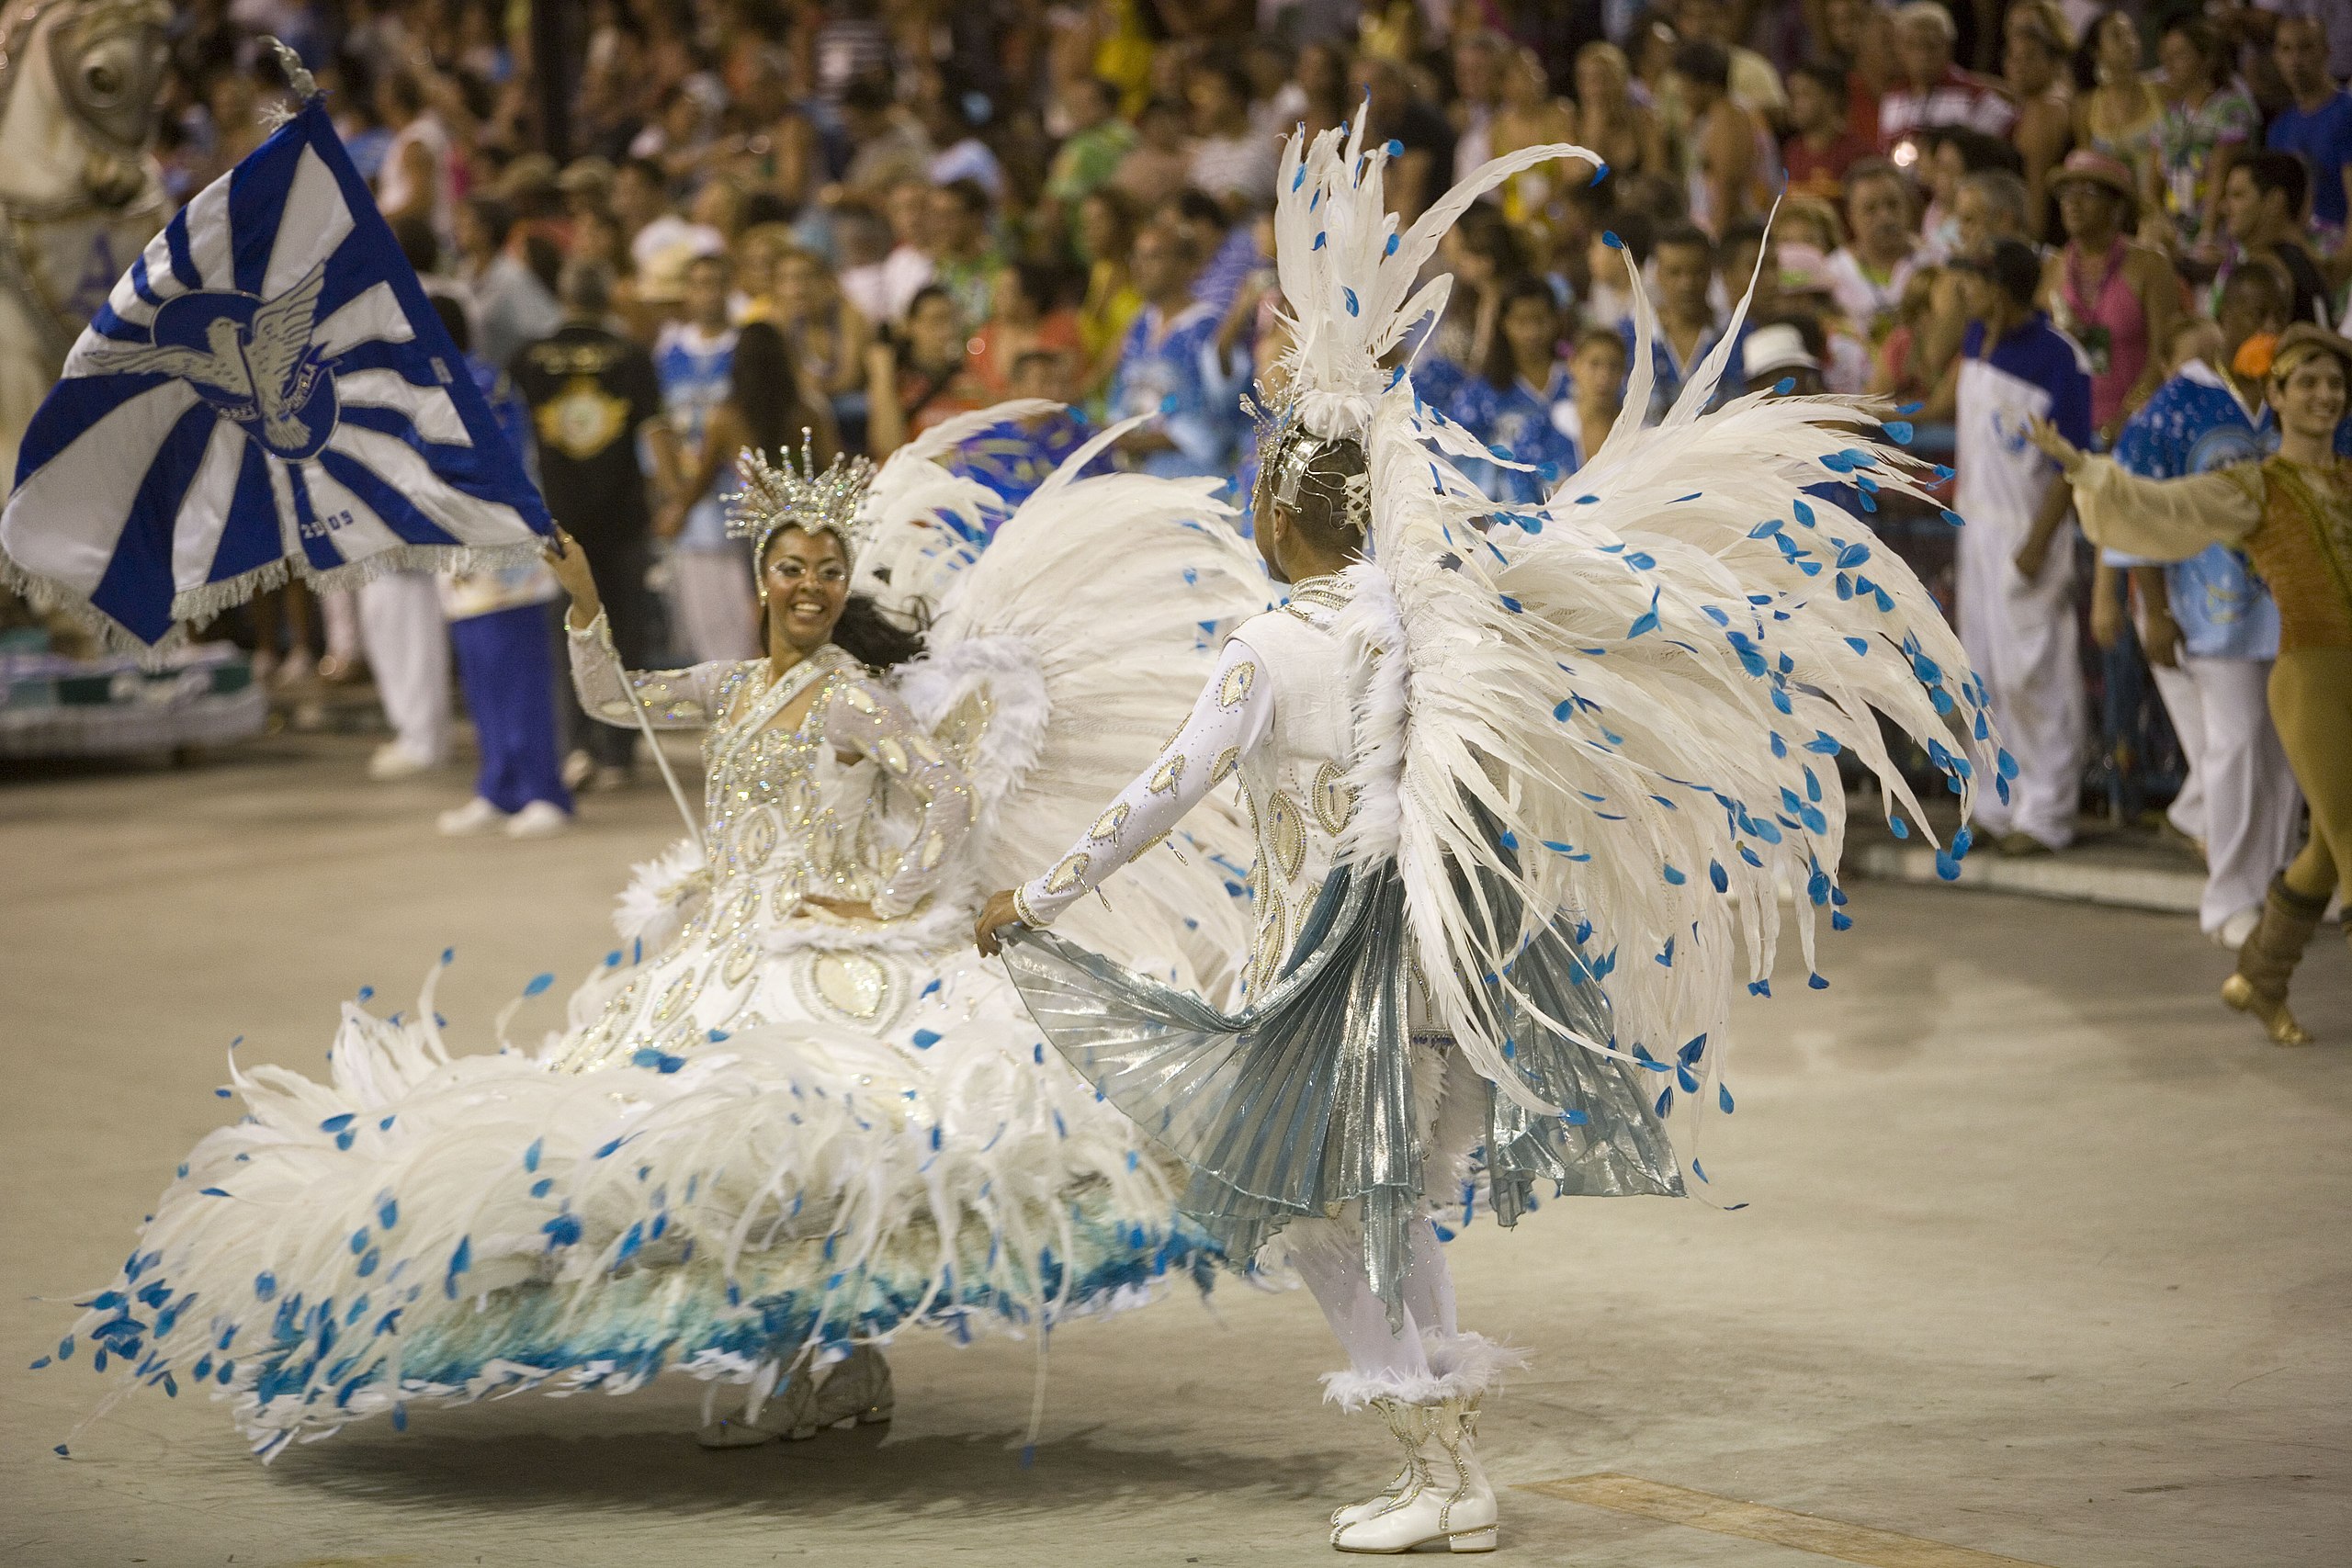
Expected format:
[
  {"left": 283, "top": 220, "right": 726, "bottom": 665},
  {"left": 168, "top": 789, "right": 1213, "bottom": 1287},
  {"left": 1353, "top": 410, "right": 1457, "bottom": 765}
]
[{"left": 145, "top": 0, "right": 2352, "bottom": 878}]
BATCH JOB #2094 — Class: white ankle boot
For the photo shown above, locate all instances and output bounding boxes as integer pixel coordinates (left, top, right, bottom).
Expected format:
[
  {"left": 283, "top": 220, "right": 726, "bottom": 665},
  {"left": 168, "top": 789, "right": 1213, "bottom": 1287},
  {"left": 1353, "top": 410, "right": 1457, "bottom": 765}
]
[
  {"left": 1329, "top": 1395, "right": 1497, "bottom": 1553},
  {"left": 1330, "top": 1454, "right": 1416, "bottom": 1529}
]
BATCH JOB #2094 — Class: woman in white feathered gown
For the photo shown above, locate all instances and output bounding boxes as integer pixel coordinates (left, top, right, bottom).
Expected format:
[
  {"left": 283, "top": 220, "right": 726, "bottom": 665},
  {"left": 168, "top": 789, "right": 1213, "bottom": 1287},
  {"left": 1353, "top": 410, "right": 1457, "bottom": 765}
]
[{"left": 47, "top": 410, "right": 1271, "bottom": 1459}]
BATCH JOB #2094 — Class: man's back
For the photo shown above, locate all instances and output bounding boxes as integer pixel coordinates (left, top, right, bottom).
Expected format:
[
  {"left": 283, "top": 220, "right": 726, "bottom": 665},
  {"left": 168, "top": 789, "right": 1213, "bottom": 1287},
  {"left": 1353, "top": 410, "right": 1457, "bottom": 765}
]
[{"left": 510, "top": 323, "right": 660, "bottom": 541}]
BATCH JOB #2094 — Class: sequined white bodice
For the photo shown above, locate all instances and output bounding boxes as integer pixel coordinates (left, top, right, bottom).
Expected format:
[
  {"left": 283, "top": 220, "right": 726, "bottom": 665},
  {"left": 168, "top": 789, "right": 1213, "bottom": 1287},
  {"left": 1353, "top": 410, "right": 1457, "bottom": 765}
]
[{"left": 558, "top": 619, "right": 976, "bottom": 1070}]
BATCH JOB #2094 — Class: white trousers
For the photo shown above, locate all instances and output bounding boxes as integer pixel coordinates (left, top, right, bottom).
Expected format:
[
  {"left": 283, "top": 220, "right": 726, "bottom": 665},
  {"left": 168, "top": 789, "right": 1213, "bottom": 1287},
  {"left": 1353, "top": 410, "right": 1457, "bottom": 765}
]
[
  {"left": 2149, "top": 654, "right": 2303, "bottom": 932},
  {"left": 358, "top": 570, "right": 450, "bottom": 763},
  {"left": 2151, "top": 660, "right": 2206, "bottom": 841},
  {"left": 666, "top": 545, "right": 762, "bottom": 665},
  {"left": 1958, "top": 517, "right": 2086, "bottom": 848}
]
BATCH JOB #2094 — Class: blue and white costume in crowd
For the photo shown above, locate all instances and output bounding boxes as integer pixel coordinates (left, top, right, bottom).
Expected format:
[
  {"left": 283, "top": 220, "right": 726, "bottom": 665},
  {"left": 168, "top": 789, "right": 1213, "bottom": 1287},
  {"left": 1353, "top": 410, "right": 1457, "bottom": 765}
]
[
  {"left": 650, "top": 321, "right": 737, "bottom": 537},
  {"left": 48, "top": 404, "right": 1276, "bottom": 1454},
  {"left": 991, "top": 123, "right": 2001, "bottom": 1552},
  {"left": 652, "top": 321, "right": 763, "bottom": 664},
  {"left": 1107, "top": 299, "right": 1233, "bottom": 480},
  {"left": 2108, "top": 360, "right": 2303, "bottom": 934},
  {"left": 948, "top": 405, "right": 1096, "bottom": 513},
  {"left": 1952, "top": 311, "right": 2094, "bottom": 851},
  {"left": 1448, "top": 365, "right": 1579, "bottom": 504}
]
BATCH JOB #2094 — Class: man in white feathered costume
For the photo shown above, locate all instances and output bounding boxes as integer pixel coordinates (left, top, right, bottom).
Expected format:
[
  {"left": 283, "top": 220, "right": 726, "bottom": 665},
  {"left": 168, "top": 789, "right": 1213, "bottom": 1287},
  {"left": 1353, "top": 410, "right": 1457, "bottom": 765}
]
[{"left": 979, "top": 123, "right": 2007, "bottom": 1552}]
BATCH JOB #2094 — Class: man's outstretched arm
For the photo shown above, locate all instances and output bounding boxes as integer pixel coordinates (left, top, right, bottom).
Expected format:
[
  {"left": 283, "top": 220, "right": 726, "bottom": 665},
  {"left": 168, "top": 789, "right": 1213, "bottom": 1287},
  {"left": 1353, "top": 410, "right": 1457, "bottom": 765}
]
[{"left": 976, "top": 635, "right": 1272, "bottom": 953}]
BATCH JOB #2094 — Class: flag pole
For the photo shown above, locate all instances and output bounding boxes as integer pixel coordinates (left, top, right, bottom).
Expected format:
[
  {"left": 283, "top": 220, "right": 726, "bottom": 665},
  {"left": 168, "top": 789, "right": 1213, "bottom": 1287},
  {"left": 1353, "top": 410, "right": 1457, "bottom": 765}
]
[
  {"left": 616, "top": 666, "right": 705, "bottom": 852},
  {"left": 557, "top": 531, "right": 702, "bottom": 851}
]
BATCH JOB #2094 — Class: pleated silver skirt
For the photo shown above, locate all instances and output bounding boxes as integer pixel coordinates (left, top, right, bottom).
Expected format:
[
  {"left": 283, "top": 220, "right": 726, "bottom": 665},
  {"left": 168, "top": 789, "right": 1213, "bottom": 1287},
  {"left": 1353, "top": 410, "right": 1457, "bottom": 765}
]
[{"left": 1001, "top": 844, "right": 1683, "bottom": 1319}]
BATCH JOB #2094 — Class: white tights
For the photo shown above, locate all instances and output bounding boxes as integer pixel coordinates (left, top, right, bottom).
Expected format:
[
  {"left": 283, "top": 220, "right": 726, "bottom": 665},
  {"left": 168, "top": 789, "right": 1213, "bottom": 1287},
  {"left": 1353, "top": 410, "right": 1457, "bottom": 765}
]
[{"left": 1285, "top": 1209, "right": 1458, "bottom": 1387}]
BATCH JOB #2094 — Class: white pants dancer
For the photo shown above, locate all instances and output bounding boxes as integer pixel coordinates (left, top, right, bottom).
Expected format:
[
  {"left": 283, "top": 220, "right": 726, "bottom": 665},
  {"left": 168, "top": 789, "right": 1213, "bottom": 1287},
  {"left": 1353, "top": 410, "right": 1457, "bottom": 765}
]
[
  {"left": 2150, "top": 660, "right": 2206, "bottom": 842},
  {"left": 358, "top": 570, "right": 451, "bottom": 764},
  {"left": 667, "top": 545, "right": 762, "bottom": 665},
  {"left": 2150, "top": 654, "right": 2303, "bottom": 933},
  {"left": 1958, "top": 519, "right": 2086, "bottom": 849}
]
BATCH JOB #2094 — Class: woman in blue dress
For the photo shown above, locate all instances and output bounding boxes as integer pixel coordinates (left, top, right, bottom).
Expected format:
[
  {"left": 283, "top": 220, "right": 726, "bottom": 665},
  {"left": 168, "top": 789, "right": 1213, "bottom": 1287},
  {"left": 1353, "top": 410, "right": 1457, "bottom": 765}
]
[{"left": 1446, "top": 276, "right": 1580, "bottom": 504}]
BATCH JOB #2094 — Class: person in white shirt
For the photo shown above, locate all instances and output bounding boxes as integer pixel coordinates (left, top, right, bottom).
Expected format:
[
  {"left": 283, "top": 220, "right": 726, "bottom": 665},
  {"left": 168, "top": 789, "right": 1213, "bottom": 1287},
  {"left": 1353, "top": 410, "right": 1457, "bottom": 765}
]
[
  {"left": 372, "top": 67, "right": 453, "bottom": 243},
  {"left": 1187, "top": 61, "right": 1278, "bottom": 208},
  {"left": 1826, "top": 158, "right": 1926, "bottom": 343}
]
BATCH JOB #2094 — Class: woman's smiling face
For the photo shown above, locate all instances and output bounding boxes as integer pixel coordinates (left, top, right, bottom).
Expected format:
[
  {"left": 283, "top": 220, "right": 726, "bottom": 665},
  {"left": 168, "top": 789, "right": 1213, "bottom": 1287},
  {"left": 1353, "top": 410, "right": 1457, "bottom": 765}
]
[{"left": 761, "top": 526, "right": 851, "bottom": 655}]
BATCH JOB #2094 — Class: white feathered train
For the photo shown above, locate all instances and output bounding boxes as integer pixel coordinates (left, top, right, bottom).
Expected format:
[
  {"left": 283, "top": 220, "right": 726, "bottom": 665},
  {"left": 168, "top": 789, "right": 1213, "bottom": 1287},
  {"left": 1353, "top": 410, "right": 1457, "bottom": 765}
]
[
  {"left": 45, "top": 412, "right": 1274, "bottom": 1456},
  {"left": 1277, "top": 118, "right": 2005, "bottom": 1154}
]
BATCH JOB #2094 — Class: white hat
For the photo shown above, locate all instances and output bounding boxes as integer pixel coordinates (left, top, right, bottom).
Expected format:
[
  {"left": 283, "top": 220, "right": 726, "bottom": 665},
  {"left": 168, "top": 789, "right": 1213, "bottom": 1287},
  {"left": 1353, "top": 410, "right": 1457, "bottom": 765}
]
[{"left": 1743, "top": 322, "right": 1819, "bottom": 379}]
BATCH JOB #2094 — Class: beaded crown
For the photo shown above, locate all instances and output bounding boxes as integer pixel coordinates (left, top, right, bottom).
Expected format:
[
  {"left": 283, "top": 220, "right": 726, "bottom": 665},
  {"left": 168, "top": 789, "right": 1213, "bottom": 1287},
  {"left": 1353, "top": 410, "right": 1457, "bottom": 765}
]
[{"left": 724, "top": 434, "right": 877, "bottom": 581}]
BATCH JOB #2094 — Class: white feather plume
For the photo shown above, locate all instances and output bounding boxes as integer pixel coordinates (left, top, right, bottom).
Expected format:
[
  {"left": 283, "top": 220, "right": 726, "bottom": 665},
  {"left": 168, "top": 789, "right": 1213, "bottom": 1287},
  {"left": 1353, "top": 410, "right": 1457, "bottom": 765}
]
[
  {"left": 898, "top": 416, "right": 1276, "bottom": 1007},
  {"left": 611, "top": 836, "right": 710, "bottom": 949},
  {"left": 53, "top": 953, "right": 1212, "bottom": 1454},
  {"left": 850, "top": 401, "right": 1060, "bottom": 621},
  {"left": 1270, "top": 123, "right": 2003, "bottom": 1146}
]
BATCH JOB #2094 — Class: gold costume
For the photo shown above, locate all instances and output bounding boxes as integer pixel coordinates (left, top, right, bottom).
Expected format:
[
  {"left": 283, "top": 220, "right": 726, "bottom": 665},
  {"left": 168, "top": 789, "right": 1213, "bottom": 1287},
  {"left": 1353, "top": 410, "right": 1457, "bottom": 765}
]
[{"left": 2072, "top": 453, "right": 2352, "bottom": 1042}]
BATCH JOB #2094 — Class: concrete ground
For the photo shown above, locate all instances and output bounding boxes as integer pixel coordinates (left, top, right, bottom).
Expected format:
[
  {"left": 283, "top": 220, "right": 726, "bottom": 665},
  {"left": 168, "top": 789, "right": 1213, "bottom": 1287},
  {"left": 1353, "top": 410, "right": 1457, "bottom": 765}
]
[{"left": 3, "top": 735, "right": 2346, "bottom": 1568}]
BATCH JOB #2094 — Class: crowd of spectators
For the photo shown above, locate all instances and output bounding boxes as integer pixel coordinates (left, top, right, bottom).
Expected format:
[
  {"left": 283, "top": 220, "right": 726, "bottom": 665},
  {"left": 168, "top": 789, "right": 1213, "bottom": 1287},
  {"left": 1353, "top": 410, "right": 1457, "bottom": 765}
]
[{"left": 162, "top": 0, "right": 2352, "bottom": 941}]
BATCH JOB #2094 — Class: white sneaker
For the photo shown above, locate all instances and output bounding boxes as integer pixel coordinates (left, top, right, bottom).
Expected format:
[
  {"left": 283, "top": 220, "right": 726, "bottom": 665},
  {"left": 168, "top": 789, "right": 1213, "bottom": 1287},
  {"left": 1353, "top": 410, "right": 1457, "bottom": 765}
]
[
  {"left": 437, "top": 797, "right": 507, "bottom": 836},
  {"left": 505, "top": 800, "right": 572, "bottom": 838},
  {"left": 2215, "top": 907, "right": 2261, "bottom": 951},
  {"left": 561, "top": 749, "right": 595, "bottom": 790},
  {"left": 368, "top": 741, "right": 438, "bottom": 781}
]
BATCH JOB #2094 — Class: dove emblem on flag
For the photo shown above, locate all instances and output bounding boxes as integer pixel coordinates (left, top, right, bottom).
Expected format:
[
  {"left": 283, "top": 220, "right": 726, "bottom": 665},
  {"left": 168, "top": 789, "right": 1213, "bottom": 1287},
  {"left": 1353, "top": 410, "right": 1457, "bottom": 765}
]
[
  {"left": 84, "top": 263, "right": 334, "bottom": 458},
  {"left": 0, "top": 92, "right": 550, "bottom": 652}
]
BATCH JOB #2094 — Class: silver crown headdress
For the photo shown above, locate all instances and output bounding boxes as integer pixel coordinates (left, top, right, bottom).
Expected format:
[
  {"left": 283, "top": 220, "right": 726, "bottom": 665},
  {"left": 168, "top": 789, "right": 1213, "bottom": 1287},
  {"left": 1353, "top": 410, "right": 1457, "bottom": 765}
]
[
  {"left": 725, "top": 433, "right": 877, "bottom": 593},
  {"left": 1249, "top": 399, "right": 1373, "bottom": 536}
]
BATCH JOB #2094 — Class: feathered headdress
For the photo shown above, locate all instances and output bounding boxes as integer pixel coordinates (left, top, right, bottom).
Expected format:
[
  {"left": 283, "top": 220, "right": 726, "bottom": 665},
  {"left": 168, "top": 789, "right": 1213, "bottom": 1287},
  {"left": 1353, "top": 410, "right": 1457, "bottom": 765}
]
[
  {"left": 1249, "top": 116, "right": 1594, "bottom": 533},
  {"left": 724, "top": 434, "right": 877, "bottom": 592}
]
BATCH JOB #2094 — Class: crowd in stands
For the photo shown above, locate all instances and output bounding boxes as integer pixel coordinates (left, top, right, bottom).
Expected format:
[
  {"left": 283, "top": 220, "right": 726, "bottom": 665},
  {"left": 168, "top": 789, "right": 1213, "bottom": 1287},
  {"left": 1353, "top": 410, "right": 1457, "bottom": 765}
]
[{"left": 159, "top": 0, "right": 2352, "bottom": 945}]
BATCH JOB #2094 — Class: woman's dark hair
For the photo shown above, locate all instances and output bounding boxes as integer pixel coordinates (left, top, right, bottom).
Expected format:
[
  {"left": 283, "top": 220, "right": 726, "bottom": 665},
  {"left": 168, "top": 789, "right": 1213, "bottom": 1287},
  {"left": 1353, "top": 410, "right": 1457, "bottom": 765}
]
[
  {"left": 2161, "top": 16, "right": 2228, "bottom": 83},
  {"left": 2071, "top": 7, "right": 2127, "bottom": 94},
  {"left": 1454, "top": 202, "right": 1532, "bottom": 283},
  {"left": 1482, "top": 276, "right": 1562, "bottom": 390},
  {"left": 1007, "top": 258, "right": 1067, "bottom": 315},
  {"left": 833, "top": 594, "right": 928, "bottom": 670},
  {"left": 730, "top": 321, "right": 831, "bottom": 465},
  {"left": 1670, "top": 39, "right": 1731, "bottom": 93}
]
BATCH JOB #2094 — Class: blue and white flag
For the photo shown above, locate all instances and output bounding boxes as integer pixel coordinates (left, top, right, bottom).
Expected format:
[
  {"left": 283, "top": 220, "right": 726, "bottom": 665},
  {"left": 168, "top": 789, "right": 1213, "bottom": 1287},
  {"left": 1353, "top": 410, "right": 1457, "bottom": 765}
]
[{"left": 0, "top": 94, "right": 550, "bottom": 651}]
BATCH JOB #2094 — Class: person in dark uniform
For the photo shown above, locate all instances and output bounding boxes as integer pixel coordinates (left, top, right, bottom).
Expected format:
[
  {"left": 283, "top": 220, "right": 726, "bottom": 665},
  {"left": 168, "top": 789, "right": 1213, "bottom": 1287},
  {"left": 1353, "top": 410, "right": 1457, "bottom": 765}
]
[{"left": 508, "top": 258, "right": 679, "bottom": 791}]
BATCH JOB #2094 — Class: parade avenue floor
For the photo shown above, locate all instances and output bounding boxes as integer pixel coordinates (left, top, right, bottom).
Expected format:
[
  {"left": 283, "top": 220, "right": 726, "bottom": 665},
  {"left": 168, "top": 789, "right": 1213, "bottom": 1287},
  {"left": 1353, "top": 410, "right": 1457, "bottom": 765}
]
[{"left": 3, "top": 734, "right": 2346, "bottom": 1568}]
